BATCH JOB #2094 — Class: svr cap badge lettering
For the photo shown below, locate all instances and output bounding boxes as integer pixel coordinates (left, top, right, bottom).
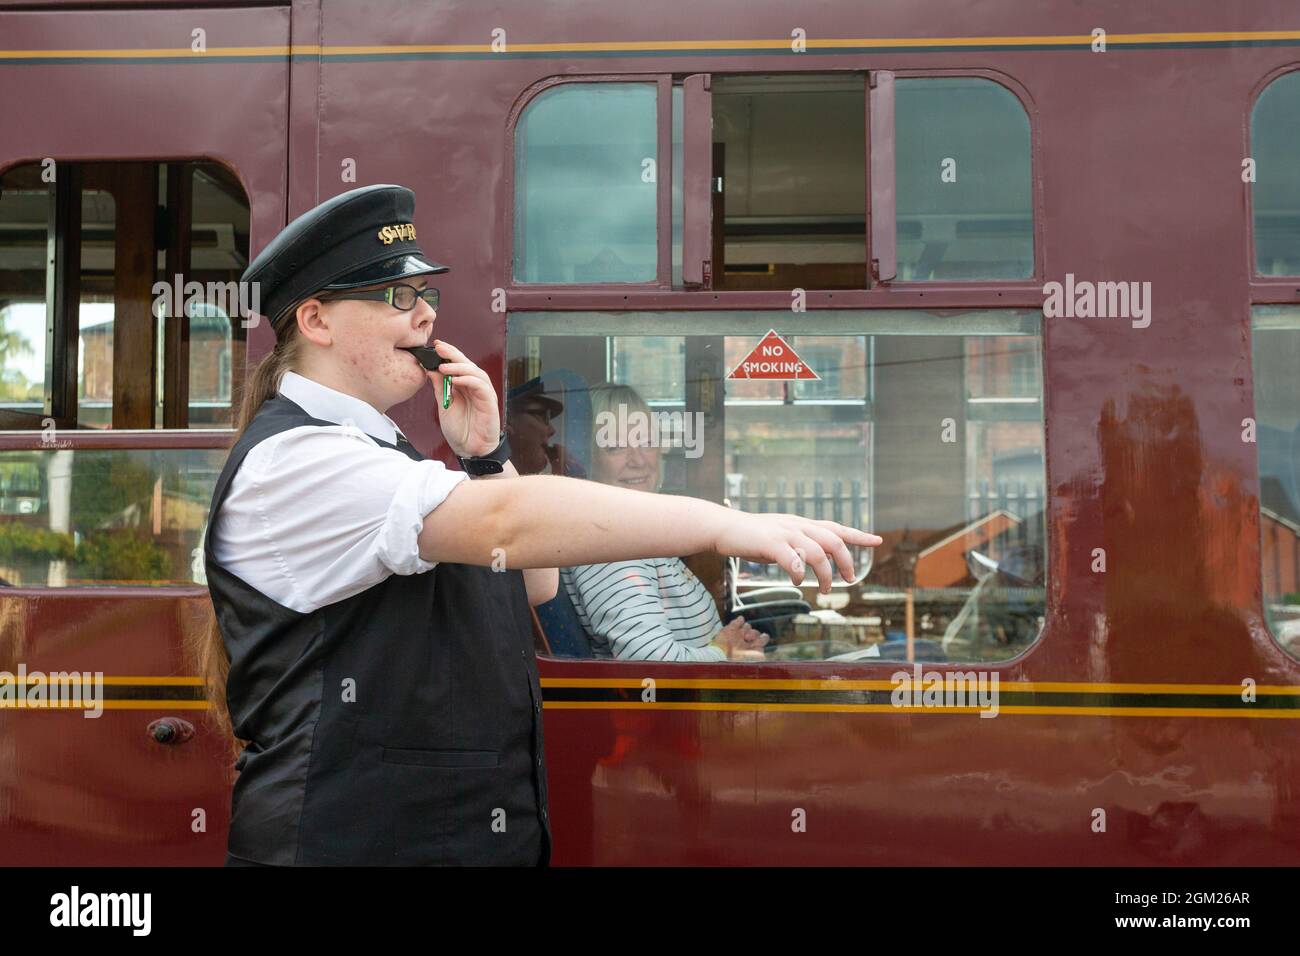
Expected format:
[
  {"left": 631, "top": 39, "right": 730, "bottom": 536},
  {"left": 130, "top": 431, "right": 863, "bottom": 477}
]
[{"left": 378, "top": 223, "right": 417, "bottom": 244}]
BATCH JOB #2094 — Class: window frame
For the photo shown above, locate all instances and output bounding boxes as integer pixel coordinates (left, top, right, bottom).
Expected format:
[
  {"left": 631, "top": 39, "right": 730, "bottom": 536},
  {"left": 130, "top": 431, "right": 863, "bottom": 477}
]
[
  {"left": 504, "top": 66, "right": 1043, "bottom": 311},
  {"left": 0, "top": 164, "right": 80, "bottom": 431},
  {"left": 505, "top": 66, "right": 1050, "bottom": 668},
  {"left": 0, "top": 158, "right": 248, "bottom": 437},
  {"left": 886, "top": 69, "right": 1040, "bottom": 287},
  {"left": 505, "top": 73, "right": 674, "bottom": 291},
  {"left": 1246, "top": 67, "right": 1300, "bottom": 658},
  {"left": 1247, "top": 64, "right": 1300, "bottom": 299},
  {"left": 1247, "top": 304, "right": 1300, "bottom": 660},
  {"left": 510, "top": 308, "right": 1049, "bottom": 666}
]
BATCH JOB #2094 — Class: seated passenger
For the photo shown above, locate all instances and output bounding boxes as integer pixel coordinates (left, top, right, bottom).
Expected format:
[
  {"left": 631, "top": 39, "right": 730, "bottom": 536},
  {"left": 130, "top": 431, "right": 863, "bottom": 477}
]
[{"left": 561, "top": 383, "right": 768, "bottom": 662}]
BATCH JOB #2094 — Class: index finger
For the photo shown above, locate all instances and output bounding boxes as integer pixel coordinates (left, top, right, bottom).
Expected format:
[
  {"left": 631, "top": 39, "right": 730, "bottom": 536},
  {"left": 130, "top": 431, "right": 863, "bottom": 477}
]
[
  {"left": 432, "top": 342, "right": 494, "bottom": 391},
  {"left": 813, "top": 519, "right": 883, "bottom": 548},
  {"left": 799, "top": 522, "right": 858, "bottom": 583},
  {"left": 432, "top": 339, "right": 472, "bottom": 365}
]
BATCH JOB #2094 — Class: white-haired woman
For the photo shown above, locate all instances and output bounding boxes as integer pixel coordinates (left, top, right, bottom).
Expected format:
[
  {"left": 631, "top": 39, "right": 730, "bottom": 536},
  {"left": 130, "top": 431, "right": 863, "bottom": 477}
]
[{"left": 561, "top": 383, "right": 769, "bottom": 662}]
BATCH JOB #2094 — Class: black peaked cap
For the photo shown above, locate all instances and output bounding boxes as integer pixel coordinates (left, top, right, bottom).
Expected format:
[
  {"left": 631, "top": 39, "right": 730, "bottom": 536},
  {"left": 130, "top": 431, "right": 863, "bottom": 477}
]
[{"left": 241, "top": 184, "right": 448, "bottom": 332}]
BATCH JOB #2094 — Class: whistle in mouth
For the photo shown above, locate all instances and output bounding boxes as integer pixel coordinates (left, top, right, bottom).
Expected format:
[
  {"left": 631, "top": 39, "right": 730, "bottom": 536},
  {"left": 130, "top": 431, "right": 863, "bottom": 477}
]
[
  {"left": 400, "top": 346, "right": 444, "bottom": 371},
  {"left": 399, "top": 346, "right": 454, "bottom": 408}
]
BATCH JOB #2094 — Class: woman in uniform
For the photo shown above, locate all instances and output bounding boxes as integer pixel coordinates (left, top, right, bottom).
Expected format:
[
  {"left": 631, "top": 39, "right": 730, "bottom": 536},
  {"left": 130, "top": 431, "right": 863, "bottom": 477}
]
[{"left": 198, "top": 184, "right": 881, "bottom": 867}]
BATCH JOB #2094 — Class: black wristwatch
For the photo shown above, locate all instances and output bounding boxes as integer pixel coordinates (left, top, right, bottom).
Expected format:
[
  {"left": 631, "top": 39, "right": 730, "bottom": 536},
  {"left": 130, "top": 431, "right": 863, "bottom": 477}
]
[{"left": 457, "top": 430, "right": 511, "bottom": 477}]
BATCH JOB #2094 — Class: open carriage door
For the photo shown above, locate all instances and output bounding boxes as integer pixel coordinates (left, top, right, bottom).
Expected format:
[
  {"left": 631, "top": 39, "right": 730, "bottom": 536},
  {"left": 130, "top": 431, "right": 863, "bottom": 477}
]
[{"left": 0, "top": 5, "right": 291, "bottom": 864}]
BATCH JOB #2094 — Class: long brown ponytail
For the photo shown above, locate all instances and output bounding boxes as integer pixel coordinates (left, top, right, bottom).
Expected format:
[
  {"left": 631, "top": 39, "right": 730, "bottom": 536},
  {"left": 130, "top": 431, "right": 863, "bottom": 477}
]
[{"left": 190, "top": 323, "right": 302, "bottom": 764}]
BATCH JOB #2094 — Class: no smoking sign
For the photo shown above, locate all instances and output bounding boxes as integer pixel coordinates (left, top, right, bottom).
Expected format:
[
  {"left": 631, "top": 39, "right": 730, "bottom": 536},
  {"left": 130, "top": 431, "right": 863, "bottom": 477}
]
[{"left": 727, "top": 329, "right": 820, "bottom": 380}]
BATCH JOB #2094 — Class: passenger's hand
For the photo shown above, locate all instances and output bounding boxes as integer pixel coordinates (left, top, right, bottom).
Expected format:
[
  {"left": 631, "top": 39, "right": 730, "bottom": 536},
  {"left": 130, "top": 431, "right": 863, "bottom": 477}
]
[
  {"left": 713, "top": 616, "right": 747, "bottom": 652},
  {"left": 714, "top": 513, "right": 883, "bottom": 594},
  {"left": 427, "top": 339, "right": 502, "bottom": 458},
  {"left": 732, "top": 617, "right": 769, "bottom": 652},
  {"left": 714, "top": 616, "right": 769, "bottom": 659}
]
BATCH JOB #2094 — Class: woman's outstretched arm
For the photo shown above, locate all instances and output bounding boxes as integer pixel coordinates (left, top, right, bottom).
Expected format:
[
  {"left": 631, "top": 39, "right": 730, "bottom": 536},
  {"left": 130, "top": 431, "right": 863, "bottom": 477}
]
[
  {"left": 466, "top": 458, "right": 558, "bottom": 605},
  {"left": 417, "top": 474, "right": 881, "bottom": 592}
]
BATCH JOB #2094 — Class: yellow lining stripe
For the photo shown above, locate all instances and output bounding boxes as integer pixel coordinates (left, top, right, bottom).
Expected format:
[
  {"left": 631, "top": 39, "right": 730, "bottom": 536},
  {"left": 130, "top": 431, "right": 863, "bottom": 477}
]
[
  {"left": 3, "top": 30, "right": 1300, "bottom": 60},
  {"left": 1, "top": 675, "right": 205, "bottom": 685},
  {"left": 2, "top": 677, "right": 1294, "bottom": 715},
  {"left": 544, "top": 701, "right": 1300, "bottom": 717},
  {"left": 1, "top": 700, "right": 1295, "bottom": 716},
  {"left": 0, "top": 46, "right": 294, "bottom": 58},
  {"left": 540, "top": 677, "right": 1300, "bottom": 694},
  {"left": 7, "top": 676, "right": 1294, "bottom": 693},
  {"left": 0, "top": 700, "right": 209, "bottom": 709}
]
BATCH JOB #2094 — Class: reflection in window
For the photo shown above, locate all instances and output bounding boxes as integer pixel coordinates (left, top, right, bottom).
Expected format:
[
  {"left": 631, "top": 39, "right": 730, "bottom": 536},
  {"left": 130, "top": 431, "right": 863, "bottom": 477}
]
[
  {"left": 513, "top": 83, "right": 658, "bottom": 283},
  {"left": 0, "top": 167, "right": 55, "bottom": 416},
  {"left": 967, "top": 335, "right": 1040, "bottom": 399},
  {"left": 77, "top": 186, "right": 117, "bottom": 428},
  {"left": 184, "top": 165, "right": 249, "bottom": 426},
  {"left": 1251, "top": 306, "right": 1300, "bottom": 659},
  {"left": 895, "top": 78, "right": 1033, "bottom": 280},
  {"left": 180, "top": 300, "right": 234, "bottom": 426},
  {"left": 612, "top": 337, "right": 685, "bottom": 402},
  {"left": 1252, "top": 71, "right": 1300, "bottom": 275},
  {"left": 0, "top": 447, "right": 226, "bottom": 586},
  {"left": 0, "top": 298, "right": 44, "bottom": 415},
  {"left": 507, "top": 311, "right": 1045, "bottom": 664}
]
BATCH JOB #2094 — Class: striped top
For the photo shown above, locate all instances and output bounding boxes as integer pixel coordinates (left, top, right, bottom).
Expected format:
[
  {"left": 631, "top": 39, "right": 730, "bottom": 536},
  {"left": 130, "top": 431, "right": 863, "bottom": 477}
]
[{"left": 562, "top": 558, "right": 727, "bottom": 662}]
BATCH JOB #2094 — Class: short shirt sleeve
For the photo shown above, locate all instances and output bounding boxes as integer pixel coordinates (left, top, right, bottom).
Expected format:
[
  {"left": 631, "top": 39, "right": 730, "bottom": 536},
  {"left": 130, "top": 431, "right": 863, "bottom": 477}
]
[{"left": 208, "top": 423, "right": 468, "bottom": 613}]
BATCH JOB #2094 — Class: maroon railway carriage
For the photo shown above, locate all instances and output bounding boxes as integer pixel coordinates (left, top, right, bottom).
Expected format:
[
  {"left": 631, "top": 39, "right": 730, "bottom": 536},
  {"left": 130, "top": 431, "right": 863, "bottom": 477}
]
[{"left": 1, "top": 0, "right": 1299, "bottom": 865}]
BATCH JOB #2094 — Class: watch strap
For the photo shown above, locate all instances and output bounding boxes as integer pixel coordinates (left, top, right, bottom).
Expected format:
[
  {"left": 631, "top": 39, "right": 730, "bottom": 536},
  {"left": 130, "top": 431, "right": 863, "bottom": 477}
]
[{"left": 457, "top": 430, "right": 510, "bottom": 476}]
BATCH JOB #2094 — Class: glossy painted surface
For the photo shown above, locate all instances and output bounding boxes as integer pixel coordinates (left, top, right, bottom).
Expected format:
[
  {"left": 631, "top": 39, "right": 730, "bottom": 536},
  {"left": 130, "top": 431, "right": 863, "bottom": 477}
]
[
  {"left": 1, "top": 0, "right": 1299, "bottom": 864},
  {"left": 0, "top": 589, "right": 223, "bottom": 865},
  {"left": 0, "top": 3, "right": 289, "bottom": 864}
]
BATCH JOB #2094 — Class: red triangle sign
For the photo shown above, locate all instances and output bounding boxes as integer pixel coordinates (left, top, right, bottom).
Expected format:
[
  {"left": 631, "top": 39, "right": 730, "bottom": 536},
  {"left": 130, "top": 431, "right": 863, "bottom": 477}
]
[{"left": 727, "top": 329, "right": 820, "bottom": 380}]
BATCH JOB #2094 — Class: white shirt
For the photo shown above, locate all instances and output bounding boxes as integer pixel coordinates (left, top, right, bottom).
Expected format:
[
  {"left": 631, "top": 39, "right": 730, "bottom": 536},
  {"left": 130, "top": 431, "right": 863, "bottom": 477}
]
[{"left": 207, "top": 370, "right": 468, "bottom": 613}]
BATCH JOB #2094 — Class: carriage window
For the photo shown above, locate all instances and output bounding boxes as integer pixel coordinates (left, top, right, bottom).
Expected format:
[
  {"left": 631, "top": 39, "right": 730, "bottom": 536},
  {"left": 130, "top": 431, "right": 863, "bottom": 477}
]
[
  {"left": 0, "top": 160, "right": 249, "bottom": 587},
  {"left": 508, "top": 310, "right": 1046, "bottom": 664},
  {"left": 895, "top": 78, "right": 1033, "bottom": 280},
  {"left": 0, "top": 160, "right": 250, "bottom": 430},
  {"left": 513, "top": 83, "right": 659, "bottom": 283},
  {"left": 1251, "top": 71, "right": 1300, "bottom": 276},
  {"left": 514, "top": 74, "right": 1034, "bottom": 290},
  {"left": 0, "top": 446, "right": 227, "bottom": 586},
  {"left": 1251, "top": 305, "right": 1300, "bottom": 659}
]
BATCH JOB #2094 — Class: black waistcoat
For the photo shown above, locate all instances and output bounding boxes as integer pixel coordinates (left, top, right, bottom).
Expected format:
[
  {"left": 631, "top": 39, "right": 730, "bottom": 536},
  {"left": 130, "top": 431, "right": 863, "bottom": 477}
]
[{"left": 204, "top": 395, "right": 550, "bottom": 865}]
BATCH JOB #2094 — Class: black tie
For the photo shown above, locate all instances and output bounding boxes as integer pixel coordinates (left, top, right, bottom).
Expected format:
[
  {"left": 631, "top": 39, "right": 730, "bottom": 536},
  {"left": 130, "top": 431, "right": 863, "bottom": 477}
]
[{"left": 393, "top": 434, "right": 421, "bottom": 460}]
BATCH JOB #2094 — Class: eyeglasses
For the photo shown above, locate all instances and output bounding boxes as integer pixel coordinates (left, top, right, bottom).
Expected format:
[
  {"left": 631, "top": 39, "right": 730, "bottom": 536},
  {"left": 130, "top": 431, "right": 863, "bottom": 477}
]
[
  {"left": 319, "top": 283, "right": 439, "bottom": 311},
  {"left": 518, "top": 405, "right": 556, "bottom": 424}
]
